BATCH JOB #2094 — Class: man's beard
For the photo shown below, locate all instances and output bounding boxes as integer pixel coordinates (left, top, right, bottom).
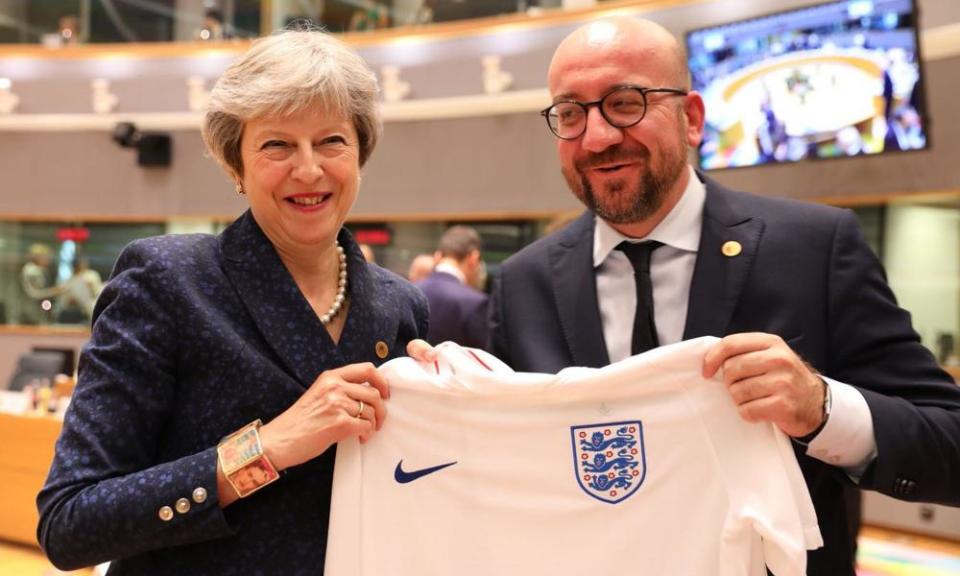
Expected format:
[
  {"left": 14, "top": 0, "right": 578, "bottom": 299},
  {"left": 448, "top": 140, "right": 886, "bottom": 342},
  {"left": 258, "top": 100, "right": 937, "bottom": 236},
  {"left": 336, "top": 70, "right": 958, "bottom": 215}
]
[{"left": 563, "top": 140, "right": 687, "bottom": 225}]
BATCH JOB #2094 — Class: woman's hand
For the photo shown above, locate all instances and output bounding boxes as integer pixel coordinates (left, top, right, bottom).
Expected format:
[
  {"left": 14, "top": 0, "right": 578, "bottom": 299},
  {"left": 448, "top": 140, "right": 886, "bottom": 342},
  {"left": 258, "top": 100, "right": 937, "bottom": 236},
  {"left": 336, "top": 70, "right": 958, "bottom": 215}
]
[{"left": 258, "top": 362, "right": 390, "bottom": 472}]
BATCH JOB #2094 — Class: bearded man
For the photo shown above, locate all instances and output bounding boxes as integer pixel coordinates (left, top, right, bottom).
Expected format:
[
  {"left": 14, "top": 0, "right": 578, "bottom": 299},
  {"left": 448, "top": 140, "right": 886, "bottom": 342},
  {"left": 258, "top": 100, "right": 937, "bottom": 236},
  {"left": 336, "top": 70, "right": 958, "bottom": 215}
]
[{"left": 487, "top": 17, "right": 960, "bottom": 575}]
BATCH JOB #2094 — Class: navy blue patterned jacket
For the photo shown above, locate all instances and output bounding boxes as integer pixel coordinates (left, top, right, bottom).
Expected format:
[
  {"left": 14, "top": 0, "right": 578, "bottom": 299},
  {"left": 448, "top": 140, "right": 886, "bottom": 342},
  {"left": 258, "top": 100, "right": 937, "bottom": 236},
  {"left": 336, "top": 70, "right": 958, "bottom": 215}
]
[{"left": 37, "top": 210, "right": 429, "bottom": 574}]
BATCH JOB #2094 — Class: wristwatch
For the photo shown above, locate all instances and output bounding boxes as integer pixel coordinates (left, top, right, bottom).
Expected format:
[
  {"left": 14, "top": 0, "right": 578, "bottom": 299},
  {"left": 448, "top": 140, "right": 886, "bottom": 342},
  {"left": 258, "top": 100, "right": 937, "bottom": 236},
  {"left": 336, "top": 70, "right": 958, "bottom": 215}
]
[
  {"left": 795, "top": 380, "right": 832, "bottom": 446},
  {"left": 217, "top": 419, "right": 280, "bottom": 498}
]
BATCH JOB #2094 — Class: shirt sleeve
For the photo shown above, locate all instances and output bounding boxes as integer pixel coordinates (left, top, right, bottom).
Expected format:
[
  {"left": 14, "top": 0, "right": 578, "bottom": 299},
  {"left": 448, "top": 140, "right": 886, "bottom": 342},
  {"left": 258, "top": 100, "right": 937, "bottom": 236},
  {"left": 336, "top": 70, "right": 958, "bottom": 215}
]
[{"left": 804, "top": 378, "right": 877, "bottom": 479}]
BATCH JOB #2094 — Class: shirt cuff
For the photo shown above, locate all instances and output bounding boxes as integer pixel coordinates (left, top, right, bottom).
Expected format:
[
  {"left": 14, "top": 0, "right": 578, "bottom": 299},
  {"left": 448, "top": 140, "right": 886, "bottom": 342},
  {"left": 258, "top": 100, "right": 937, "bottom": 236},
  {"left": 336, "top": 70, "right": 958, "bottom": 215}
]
[{"left": 803, "top": 378, "right": 877, "bottom": 480}]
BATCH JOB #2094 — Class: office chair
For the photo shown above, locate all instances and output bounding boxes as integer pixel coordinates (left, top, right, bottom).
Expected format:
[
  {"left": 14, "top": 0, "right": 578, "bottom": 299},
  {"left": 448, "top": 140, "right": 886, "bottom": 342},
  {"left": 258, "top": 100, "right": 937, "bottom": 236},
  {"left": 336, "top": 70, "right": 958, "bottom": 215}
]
[{"left": 6, "top": 351, "right": 68, "bottom": 392}]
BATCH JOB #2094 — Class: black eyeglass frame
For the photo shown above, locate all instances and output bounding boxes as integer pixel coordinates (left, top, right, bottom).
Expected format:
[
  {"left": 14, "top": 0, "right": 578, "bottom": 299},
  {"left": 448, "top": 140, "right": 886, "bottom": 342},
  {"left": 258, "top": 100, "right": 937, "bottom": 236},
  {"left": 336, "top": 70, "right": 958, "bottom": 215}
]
[{"left": 540, "top": 85, "right": 689, "bottom": 140}]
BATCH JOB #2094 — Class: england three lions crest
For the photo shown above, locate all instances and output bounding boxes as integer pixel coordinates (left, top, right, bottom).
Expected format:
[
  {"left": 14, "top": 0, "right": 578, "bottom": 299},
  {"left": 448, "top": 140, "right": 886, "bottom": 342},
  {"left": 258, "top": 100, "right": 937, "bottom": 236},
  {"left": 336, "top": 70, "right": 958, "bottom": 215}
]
[{"left": 571, "top": 421, "right": 646, "bottom": 504}]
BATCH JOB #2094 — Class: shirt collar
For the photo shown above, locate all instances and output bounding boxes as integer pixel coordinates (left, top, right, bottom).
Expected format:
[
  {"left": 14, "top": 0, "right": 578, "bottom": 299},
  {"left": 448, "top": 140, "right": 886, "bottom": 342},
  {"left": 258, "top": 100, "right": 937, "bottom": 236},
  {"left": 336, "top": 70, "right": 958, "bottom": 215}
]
[
  {"left": 593, "top": 165, "right": 705, "bottom": 267},
  {"left": 434, "top": 261, "right": 465, "bottom": 283}
]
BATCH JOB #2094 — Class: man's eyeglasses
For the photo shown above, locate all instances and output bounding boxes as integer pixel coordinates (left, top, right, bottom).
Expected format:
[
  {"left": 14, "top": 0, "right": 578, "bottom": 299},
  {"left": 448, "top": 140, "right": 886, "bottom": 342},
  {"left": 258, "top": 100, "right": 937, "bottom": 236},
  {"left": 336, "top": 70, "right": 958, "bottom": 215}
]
[{"left": 540, "top": 86, "right": 689, "bottom": 140}]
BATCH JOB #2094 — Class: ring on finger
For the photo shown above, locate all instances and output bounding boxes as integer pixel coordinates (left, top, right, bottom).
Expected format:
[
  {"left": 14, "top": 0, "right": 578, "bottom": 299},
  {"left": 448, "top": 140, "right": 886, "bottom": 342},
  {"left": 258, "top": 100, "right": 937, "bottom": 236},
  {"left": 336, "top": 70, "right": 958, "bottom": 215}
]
[{"left": 355, "top": 400, "right": 365, "bottom": 418}]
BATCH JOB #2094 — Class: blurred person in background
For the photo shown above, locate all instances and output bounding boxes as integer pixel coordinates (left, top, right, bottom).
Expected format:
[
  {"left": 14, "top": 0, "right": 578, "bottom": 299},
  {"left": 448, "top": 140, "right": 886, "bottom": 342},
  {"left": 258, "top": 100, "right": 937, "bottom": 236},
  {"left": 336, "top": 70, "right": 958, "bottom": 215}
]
[
  {"left": 38, "top": 27, "right": 427, "bottom": 574},
  {"left": 349, "top": 0, "right": 390, "bottom": 31},
  {"left": 57, "top": 14, "right": 80, "bottom": 45},
  {"left": 195, "top": 8, "right": 232, "bottom": 41},
  {"left": 407, "top": 252, "right": 435, "bottom": 283},
  {"left": 359, "top": 242, "right": 376, "bottom": 263},
  {"left": 471, "top": 258, "right": 488, "bottom": 292},
  {"left": 20, "top": 243, "right": 62, "bottom": 325},
  {"left": 416, "top": 225, "right": 489, "bottom": 350},
  {"left": 55, "top": 256, "right": 104, "bottom": 324}
]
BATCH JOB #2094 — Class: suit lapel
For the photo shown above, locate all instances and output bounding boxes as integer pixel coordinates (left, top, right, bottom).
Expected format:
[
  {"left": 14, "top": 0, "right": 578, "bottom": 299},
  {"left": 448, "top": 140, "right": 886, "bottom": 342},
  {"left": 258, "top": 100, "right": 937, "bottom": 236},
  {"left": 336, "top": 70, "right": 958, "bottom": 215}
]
[
  {"left": 683, "top": 181, "right": 765, "bottom": 339},
  {"left": 219, "top": 211, "right": 344, "bottom": 388},
  {"left": 549, "top": 212, "right": 610, "bottom": 368},
  {"left": 335, "top": 233, "right": 399, "bottom": 366}
]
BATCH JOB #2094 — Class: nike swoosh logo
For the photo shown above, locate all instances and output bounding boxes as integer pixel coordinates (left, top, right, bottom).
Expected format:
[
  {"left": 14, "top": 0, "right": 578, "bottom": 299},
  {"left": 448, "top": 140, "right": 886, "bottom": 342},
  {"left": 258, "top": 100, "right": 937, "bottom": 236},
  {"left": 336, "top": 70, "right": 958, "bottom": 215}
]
[{"left": 394, "top": 460, "right": 458, "bottom": 484}]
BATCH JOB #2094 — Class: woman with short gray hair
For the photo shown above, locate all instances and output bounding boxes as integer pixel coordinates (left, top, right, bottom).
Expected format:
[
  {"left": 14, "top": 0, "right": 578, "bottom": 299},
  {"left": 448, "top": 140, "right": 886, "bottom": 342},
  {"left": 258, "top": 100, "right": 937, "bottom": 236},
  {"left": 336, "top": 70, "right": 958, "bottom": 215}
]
[
  {"left": 39, "top": 29, "right": 428, "bottom": 574},
  {"left": 204, "top": 27, "right": 382, "bottom": 173}
]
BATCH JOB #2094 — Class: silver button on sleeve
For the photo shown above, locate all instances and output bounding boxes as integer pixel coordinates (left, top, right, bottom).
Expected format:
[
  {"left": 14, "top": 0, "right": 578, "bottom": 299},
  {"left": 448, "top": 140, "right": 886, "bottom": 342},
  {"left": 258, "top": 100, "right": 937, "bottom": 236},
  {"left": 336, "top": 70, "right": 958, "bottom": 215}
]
[{"left": 175, "top": 498, "right": 191, "bottom": 514}]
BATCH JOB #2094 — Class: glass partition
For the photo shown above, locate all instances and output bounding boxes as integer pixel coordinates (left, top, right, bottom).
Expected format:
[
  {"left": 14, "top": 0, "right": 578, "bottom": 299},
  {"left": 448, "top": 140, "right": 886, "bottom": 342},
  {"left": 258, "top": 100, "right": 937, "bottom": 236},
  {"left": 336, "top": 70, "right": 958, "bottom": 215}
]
[
  {"left": 1, "top": 202, "right": 957, "bottom": 370},
  {"left": 849, "top": 198, "right": 960, "bottom": 368},
  {"left": 0, "top": 1, "right": 261, "bottom": 44},
  {"left": 0, "top": 0, "right": 608, "bottom": 45},
  {"left": 0, "top": 220, "right": 166, "bottom": 326},
  {"left": 869, "top": 198, "right": 960, "bottom": 368},
  {"left": 0, "top": 216, "right": 543, "bottom": 328}
]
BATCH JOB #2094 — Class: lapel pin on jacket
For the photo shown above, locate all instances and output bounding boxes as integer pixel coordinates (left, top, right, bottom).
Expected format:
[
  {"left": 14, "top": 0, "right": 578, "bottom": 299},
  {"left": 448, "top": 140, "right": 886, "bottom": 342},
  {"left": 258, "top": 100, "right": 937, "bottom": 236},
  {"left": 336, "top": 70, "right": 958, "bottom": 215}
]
[{"left": 721, "top": 241, "right": 742, "bottom": 257}]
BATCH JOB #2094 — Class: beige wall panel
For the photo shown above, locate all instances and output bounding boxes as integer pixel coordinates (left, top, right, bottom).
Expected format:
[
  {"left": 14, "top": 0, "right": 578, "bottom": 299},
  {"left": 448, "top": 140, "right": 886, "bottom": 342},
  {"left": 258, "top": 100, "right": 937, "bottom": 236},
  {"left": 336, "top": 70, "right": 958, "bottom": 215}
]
[{"left": 0, "top": 55, "right": 956, "bottom": 219}]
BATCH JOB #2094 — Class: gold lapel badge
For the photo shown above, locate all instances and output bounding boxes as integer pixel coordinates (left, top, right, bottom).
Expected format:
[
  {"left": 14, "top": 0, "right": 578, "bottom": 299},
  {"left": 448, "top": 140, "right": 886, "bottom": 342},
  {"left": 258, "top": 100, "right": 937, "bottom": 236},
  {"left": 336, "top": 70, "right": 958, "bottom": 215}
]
[
  {"left": 375, "top": 341, "right": 389, "bottom": 359},
  {"left": 721, "top": 241, "right": 742, "bottom": 257}
]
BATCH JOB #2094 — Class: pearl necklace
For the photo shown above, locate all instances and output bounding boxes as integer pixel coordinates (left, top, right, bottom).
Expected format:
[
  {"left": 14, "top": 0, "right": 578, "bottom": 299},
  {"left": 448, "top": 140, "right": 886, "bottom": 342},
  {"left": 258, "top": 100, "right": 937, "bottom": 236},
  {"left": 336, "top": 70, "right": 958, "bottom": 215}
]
[{"left": 320, "top": 242, "right": 348, "bottom": 325}]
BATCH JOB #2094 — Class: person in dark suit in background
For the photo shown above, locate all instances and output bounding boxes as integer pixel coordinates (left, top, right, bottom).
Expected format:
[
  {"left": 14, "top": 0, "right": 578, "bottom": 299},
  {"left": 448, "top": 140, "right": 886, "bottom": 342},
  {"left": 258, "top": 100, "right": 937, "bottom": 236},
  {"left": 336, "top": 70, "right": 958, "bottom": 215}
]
[
  {"left": 38, "top": 28, "right": 428, "bottom": 574},
  {"left": 416, "top": 225, "right": 490, "bottom": 350},
  {"left": 482, "top": 17, "right": 960, "bottom": 575}
]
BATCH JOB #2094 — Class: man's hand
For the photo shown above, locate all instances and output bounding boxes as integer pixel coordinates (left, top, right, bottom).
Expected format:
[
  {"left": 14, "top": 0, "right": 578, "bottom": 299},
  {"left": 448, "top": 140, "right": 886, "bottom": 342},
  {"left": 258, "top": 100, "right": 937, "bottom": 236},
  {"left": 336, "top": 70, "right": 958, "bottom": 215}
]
[
  {"left": 407, "top": 339, "right": 437, "bottom": 363},
  {"left": 702, "top": 333, "right": 826, "bottom": 438}
]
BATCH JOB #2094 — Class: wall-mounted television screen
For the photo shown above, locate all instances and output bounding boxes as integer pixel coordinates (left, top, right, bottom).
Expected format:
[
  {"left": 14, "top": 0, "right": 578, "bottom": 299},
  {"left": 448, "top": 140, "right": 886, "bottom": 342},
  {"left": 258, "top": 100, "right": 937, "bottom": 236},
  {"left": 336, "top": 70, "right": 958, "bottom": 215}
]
[{"left": 686, "top": 0, "right": 927, "bottom": 170}]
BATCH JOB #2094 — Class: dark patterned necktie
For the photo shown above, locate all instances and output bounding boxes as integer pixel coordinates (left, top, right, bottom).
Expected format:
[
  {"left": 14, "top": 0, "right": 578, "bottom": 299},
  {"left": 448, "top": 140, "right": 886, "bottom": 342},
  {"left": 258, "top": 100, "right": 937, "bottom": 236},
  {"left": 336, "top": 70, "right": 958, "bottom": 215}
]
[{"left": 616, "top": 241, "right": 664, "bottom": 355}]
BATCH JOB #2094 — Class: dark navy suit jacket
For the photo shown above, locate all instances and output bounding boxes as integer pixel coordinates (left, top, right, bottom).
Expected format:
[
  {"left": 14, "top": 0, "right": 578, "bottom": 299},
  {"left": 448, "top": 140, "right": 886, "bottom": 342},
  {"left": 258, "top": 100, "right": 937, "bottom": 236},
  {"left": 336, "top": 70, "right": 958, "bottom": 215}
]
[
  {"left": 491, "top": 175, "right": 960, "bottom": 575},
  {"left": 416, "top": 270, "right": 490, "bottom": 350},
  {"left": 37, "top": 211, "right": 428, "bottom": 574}
]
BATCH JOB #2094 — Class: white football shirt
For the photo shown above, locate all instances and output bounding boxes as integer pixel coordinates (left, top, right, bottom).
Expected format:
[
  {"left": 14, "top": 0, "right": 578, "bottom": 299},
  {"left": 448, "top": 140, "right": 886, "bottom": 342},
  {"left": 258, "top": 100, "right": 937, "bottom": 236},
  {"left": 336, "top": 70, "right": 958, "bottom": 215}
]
[{"left": 325, "top": 337, "right": 822, "bottom": 576}]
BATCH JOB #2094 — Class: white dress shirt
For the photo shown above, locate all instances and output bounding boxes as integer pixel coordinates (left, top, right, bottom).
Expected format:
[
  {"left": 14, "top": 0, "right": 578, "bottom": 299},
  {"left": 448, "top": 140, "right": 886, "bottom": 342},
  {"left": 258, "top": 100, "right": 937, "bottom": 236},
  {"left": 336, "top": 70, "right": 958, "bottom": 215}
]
[
  {"left": 434, "top": 261, "right": 466, "bottom": 284},
  {"left": 593, "top": 166, "right": 876, "bottom": 474}
]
